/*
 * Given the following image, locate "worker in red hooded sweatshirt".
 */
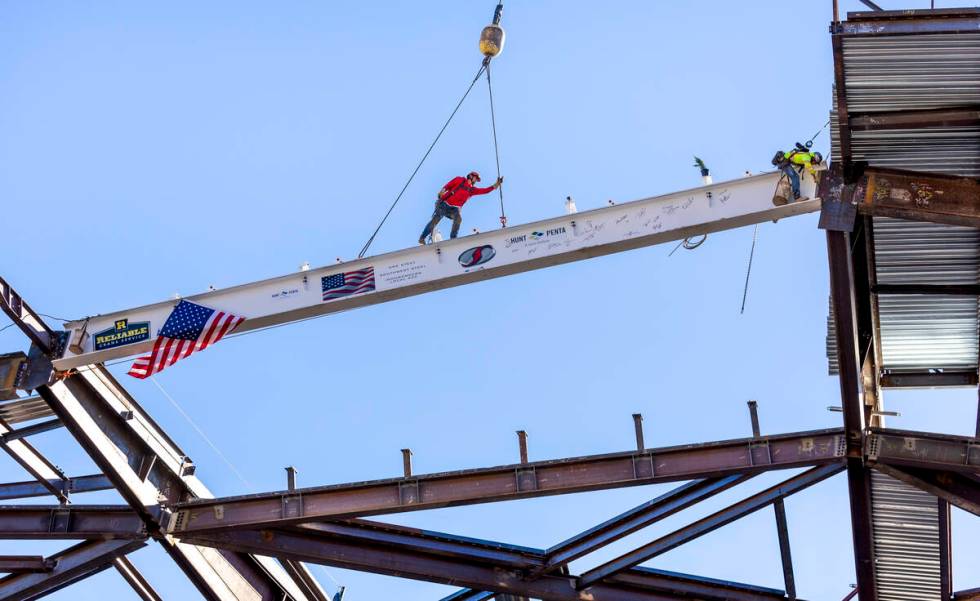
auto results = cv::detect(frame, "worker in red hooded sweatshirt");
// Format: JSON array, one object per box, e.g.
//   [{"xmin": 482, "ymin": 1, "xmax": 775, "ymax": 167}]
[{"xmin": 419, "ymin": 171, "xmax": 503, "ymax": 244}]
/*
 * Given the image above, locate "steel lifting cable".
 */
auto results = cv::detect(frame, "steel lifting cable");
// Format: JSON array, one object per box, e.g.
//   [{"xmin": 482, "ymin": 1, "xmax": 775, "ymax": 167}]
[
  {"xmin": 357, "ymin": 63, "xmax": 488, "ymax": 259},
  {"xmin": 485, "ymin": 58, "xmax": 507, "ymax": 227},
  {"xmin": 807, "ymin": 119, "xmax": 831, "ymax": 148},
  {"xmin": 740, "ymin": 223, "xmax": 759, "ymax": 314}
]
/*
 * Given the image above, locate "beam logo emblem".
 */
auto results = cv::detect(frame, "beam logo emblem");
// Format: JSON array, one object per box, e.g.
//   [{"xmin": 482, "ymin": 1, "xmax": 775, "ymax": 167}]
[
  {"xmin": 93, "ymin": 319, "xmax": 150, "ymax": 351},
  {"xmin": 458, "ymin": 245, "xmax": 496, "ymax": 269}
]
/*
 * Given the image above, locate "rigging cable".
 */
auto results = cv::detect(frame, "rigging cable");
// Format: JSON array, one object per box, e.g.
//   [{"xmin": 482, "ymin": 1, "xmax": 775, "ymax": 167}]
[
  {"xmin": 740, "ymin": 223, "xmax": 759, "ymax": 314},
  {"xmin": 485, "ymin": 58, "xmax": 507, "ymax": 227},
  {"xmin": 803, "ymin": 119, "xmax": 831, "ymax": 149},
  {"xmin": 357, "ymin": 62, "xmax": 488, "ymax": 259},
  {"xmin": 149, "ymin": 376, "xmax": 254, "ymax": 490}
]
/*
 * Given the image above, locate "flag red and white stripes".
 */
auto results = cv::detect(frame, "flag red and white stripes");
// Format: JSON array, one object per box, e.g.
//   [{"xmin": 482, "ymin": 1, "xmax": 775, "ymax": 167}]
[{"xmin": 128, "ymin": 300, "xmax": 244, "ymax": 379}]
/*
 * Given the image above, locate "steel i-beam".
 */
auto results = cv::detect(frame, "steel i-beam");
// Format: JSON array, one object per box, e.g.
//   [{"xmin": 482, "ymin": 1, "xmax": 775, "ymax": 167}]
[
  {"xmin": 576, "ymin": 464, "xmax": 844, "ymax": 588},
  {"xmin": 169, "ymin": 428, "xmax": 845, "ymax": 534},
  {"xmin": 0, "ymin": 539, "xmax": 146, "ymax": 601}
]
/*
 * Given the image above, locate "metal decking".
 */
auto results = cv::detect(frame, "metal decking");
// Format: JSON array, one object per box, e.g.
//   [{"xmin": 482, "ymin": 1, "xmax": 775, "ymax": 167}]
[
  {"xmin": 871, "ymin": 471, "xmax": 942, "ymax": 601},
  {"xmin": 829, "ymin": 14, "xmax": 980, "ymax": 382}
]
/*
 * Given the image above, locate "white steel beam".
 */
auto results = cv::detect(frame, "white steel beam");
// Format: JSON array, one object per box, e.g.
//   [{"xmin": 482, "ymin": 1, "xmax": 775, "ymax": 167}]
[
  {"xmin": 55, "ymin": 171, "xmax": 818, "ymax": 370},
  {"xmin": 0, "ymin": 418, "xmax": 68, "ymax": 503},
  {"xmin": 38, "ymin": 366, "xmax": 314, "ymax": 601}
]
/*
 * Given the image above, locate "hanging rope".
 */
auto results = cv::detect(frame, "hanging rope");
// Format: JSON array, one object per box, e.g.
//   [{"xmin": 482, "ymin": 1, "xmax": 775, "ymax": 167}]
[
  {"xmin": 740, "ymin": 223, "xmax": 759, "ymax": 314},
  {"xmin": 357, "ymin": 63, "xmax": 488, "ymax": 259},
  {"xmin": 668, "ymin": 234, "xmax": 707, "ymax": 257},
  {"xmin": 485, "ymin": 59, "xmax": 507, "ymax": 227},
  {"xmin": 803, "ymin": 119, "xmax": 831, "ymax": 149}
]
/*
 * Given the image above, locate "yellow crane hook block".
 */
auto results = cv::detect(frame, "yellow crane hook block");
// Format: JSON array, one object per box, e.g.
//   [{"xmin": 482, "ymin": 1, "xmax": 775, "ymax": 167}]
[
  {"xmin": 480, "ymin": 2, "xmax": 505, "ymax": 58},
  {"xmin": 480, "ymin": 24, "xmax": 505, "ymax": 58}
]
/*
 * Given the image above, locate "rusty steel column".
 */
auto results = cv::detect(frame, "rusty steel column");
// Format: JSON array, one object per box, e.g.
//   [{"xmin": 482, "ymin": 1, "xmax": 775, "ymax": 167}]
[
  {"xmin": 516, "ymin": 431, "xmax": 529, "ymax": 464},
  {"xmin": 632, "ymin": 414, "xmax": 645, "ymax": 451},
  {"xmin": 746, "ymin": 401, "xmax": 795, "ymax": 598},
  {"xmin": 827, "ymin": 230, "xmax": 878, "ymax": 600},
  {"xmin": 114, "ymin": 555, "xmax": 164, "ymax": 601},
  {"xmin": 939, "ymin": 500, "xmax": 952, "ymax": 600},
  {"xmin": 401, "ymin": 449, "xmax": 413, "ymax": 478}
]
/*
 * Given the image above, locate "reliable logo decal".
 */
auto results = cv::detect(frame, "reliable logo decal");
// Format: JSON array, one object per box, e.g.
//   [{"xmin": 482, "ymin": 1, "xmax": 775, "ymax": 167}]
[
  {"xmin": 458, "ymin": 244, "xmax": 496, "ymax": 268},
  {"xmin": 93, "ymin": 318, "xmax": 150, "ymax": 351}
]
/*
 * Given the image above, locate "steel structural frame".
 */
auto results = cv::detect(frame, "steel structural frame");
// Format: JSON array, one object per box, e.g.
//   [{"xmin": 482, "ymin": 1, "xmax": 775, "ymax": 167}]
[
  {"xmin": 36, "ymin": 367, "xmax": 319, "ymax": 601},
  {"xmin": 0, "ymin": 242, "xmax": 978, "ymax": 601},
  {"xmin": 0, "ymin": 281, "xmax": 323, "ymax": 601},
  {"xmin": 0, "ymin": 539, "xmax": 146, "ymax": 601},
  {"xmin": 824, "ymin": 8, "xmax": 980, "ymax": 601},
  {"xmin": 2, "ymin": 209, "xmax": 978, "ymax": 600},
  {"xmin": 0, "ymin": 10, "xmax": 979, "ymax": 601}
]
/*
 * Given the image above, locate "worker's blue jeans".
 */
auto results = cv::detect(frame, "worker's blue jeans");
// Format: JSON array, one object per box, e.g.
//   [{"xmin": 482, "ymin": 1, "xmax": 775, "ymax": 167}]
[
  {"xmin": 420, "ymin": 201, "xmax": 462, "ymax": 241},
  {"xmin": 781, "ymin": 165, "xmax": 801, "ymax": 199}
]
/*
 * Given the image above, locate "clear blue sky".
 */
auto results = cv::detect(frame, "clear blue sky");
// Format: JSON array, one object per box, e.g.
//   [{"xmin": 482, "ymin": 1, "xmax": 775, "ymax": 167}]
[{"xmin": 1, "ymin": 1, "xmax": 978, "ymax": 599}]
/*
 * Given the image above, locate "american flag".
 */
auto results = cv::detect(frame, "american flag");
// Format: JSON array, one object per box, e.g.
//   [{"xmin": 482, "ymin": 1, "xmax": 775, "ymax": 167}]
[
  {"xmin": 128, "ymin": 300, "xmax": 244, "ymax": 379},
  {"xmin": 322, "ymin": 267, "xmax": 375, "ymax": 301}
]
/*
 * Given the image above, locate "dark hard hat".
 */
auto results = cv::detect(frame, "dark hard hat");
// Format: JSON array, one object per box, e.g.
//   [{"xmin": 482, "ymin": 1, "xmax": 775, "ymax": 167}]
[{"xmin": 467, "ymin": 171, "xmax": 482, "ymax": 182}]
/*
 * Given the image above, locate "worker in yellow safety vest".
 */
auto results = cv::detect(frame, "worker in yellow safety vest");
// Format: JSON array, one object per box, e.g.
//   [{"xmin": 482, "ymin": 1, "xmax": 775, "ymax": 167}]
[{"xmin": 772, "ymin": 146, "xmax": 823, "ymax": 202}]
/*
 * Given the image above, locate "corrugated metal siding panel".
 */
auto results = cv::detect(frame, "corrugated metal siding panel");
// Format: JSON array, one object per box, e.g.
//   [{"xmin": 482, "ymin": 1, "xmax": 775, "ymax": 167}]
[
  {"xmin": 827, "ymin": 296, "xmax": 840, "ymax": 375},
  {"xmin": 847, "ymin": 127, "xmax": 980, "ymax": 178},
  {"xmin": 825, "ymin": 29, "xmax": 980, "ymax": 376},
  {"xmin": 875, "ymin": 219, "xmax": 980, "ymax": 371},
  {"xmin": 841, "ymin": 34, "xmax": 980, "ymax": 112},
  {"xmin": 871, "ymin": 471, "xmax": 942, "ymax": 601}
]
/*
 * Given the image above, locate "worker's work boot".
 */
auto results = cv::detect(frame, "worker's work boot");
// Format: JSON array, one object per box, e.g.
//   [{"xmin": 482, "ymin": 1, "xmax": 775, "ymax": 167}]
[
  {"xmin": 796, "ymin": 196, "xmax": 809, "ymax": 202},
  {"xmin": 418, "ymin": 238, "xmax": 426, "ymax": 246}
]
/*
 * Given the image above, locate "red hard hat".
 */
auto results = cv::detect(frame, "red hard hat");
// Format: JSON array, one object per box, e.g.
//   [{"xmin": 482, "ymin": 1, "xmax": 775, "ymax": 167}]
[{"xmin": 467, "ymin": 171, "xmax": 481, "ymax": 182}]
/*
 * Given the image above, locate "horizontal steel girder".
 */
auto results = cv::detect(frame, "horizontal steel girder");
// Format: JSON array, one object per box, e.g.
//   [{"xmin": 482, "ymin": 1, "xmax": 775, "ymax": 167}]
[
  {"xmin": 848, "ymin": 107, "xmax": 980, "ymax": 131},
  {"xmin": 451, "ymin": 570, "xmax": 792, "ymax": 601},
  {"xmin": 448, "ymin": 474, "xmax": 756, "ymax": 599},
  {"xmin": 879, "ymin": 370, "xmax": 979, "ymax": 389},
  {"xmin": 841, "ymin": 8, "xmax": 980, "ymax": 35},
  {"xmin": 868, "ymin": 428, "xmax": 980, "ymax": 474},
  {"xmin": 0, "ymin": 505, "xmax": 148, "ymax": 540},
  {"xmin": 0, "ymin": 418, "xmax": 67, "ymax": 504},
  {"xmin": 181, "ymin": 526, "xmax": 795, "ymax": 601},
  {"xmin": 288, "ymin": 520, "xmax": 547, "ymax": 570},
  {"xmin": 577, "ymin": 464, "xmax": 845, "ymax": 588},
  {"xmin": 0, "ymin": 539, "xmax": 146, "ymax": 601},
  {"xmin": 441, "ymin": 590, "xmax": 495, "ymax": 601},
  {"xmin": 606, "ymin": 567, "xmax": 790, "ymax": 601},
  {"xmin": 540, "ymin": 474, "xmax": 753, "ymax": 573},
  {"xmin": 871, "ymin": 463, "xmax": 980, "ymax": 517},
  {"xmin": 0, "ymin": 556, "xmax": 56, "ymax": 574},
  {"xmin": 0, "ymin": 474, "xmax": 113, "ymax": 502},
  {"xmin": 170, "ymin": 428, "xmax": 845, "ymax": 534},
  {"xmin": 820, "ymin": 166, "xmax": 980, "ymax": 229}
]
